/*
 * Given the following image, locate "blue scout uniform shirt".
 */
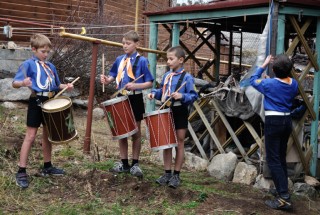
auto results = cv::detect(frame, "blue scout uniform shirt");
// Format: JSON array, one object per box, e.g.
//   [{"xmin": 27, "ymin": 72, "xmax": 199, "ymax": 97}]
[
  {"xmin": 13, "ymin": 56, "xmax": 61, "ymax": 92},
  {"xmin": 152, "ymin": 67, "xmax": 198, "ymax": 106},
  {"xmin": 250, "ymin": 66, "xmax": 298, "ymax": 112},
  {"xmin": 109, "ymin": 52, "xmax": 154, "ymax": 90}
]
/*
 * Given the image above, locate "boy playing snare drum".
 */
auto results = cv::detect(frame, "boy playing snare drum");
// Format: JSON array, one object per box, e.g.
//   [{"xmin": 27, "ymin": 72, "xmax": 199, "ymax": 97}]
[
  {"xmin": 100, "ymin": 30, "xmax": 154, "ymax": 178},
  {"xmin": 147, "ymin": 46, "xmax": 198, "ymax": 188},
  {"xmin": 12, "ymin": 34, "xmax": 74, "ymax": 188}
]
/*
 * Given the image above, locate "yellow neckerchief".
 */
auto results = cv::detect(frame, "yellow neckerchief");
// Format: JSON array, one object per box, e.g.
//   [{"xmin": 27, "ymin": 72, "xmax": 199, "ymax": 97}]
[{"xmin": 161, "ymin": 69, "xmax": 184, "ymax": 102}]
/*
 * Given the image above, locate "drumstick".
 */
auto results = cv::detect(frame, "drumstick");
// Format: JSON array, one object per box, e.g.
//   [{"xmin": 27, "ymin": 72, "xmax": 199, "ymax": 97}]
[
  {"xmin": 159, "ymin": 81, "xmax": 187, "ymax": 110},
  {"xmin": 110, "ymin": 74, "xmax": 144, "ymax": 99},
  {"xmin": 54, "ymin": 76, "xmax": 80, "ymax": 98},
  {"xmin": 102, "ymin": 53, "xmax": 105, "ymax": 93}
]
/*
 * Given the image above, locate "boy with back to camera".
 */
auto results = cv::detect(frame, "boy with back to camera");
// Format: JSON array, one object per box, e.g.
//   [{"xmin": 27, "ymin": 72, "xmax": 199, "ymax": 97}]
[
  {"xmin": 250, "ymin": 54, "xmax": 298, "ymax": 211},
  {"xmin": 12, "ymin": 34, "xmax": 74, "ymax": 188},
  {"xmin": 100, "ymin": 30, "xmax": 154, "ymax": 178},
  {"xmin": 147, "ymin": 46, "xmax": 198, "ymax": 188}
]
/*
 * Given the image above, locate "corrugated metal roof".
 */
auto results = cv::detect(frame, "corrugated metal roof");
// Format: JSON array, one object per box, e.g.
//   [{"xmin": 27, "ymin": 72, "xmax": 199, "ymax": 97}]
[{"xmin": 145, "ymin": 0, "xmax": 320, "ymax": 16}]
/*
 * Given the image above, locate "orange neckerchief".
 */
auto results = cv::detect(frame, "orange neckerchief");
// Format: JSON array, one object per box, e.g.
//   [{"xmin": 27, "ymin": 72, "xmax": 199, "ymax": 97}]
[
  {"xmin": 161, "ymin": 69, "xmax": 184, "ymax": 102},
  {"xmin": 276, "ymin": 77, "xmax": 292, "ymax": 84},
  {"xmin": 39, "ymin": 61, "xmax": 55, "ymax": 84},
  {"xmin": 115, "ymin": 56, "xmax": 135, "ymax": 89}
]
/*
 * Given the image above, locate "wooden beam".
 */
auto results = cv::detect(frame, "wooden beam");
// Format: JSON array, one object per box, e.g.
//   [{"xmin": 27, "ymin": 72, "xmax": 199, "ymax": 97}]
[{"xmin": 188, "ymin": 122, "xmax": 208, "ymax": 160}]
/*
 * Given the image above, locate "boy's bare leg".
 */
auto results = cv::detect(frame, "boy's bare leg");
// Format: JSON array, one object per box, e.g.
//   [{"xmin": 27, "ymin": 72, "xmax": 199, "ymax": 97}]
[
  {"xmin": 19, "ymin": 126, "xmax": 38, "ymax": 167},
  {"xmin": 132, "ymin": 121, "xmax": 141, "ymax": 160},
  {"xmin": 119, "ymin": 138, "xmax": 129, "ymax": 159},
  {"xmin": 163, "ymin": 148, "xmax": 173, "ymax": 170},
  {"xmin": 174, "ymin": 128, "xmax": 187, "ymax": 171},
  {"xmin": 42, "ymin": 126, "xmax": 52, "ymax": 163}
]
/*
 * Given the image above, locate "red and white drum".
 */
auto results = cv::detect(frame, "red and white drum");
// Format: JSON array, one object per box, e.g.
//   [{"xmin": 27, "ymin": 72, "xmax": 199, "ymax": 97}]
[
  {"xmin": 102, "ymin": 96, "xmax": 138, "ymax": 140},
  {"xmin": 144, "ymin": 109, "xmax": 177, "ymax": 151},
  {"xmin": 42, "ymin": 96, "xmax": 78, "ymax": 144}
]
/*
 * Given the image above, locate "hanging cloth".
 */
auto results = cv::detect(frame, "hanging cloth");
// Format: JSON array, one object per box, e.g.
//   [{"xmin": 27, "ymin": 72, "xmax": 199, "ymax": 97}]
[{"xmin": 161, "ymin": 69, "xmax": 184, "ymax": 103}]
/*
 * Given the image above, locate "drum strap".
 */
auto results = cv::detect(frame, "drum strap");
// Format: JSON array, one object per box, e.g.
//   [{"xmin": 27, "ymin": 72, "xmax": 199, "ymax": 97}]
[
  {"xmin": 129, "ymin": 55, "xmax": 141, "ymax": 82},
  {"xmin": 171, "ymin": 72, "xmax": 186, "ymax": 107}
]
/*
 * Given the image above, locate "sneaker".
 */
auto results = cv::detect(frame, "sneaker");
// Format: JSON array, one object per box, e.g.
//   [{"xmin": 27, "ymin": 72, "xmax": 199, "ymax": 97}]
[
  {"xmin": 156, "ymin": 173, "xmax": 172, "ymax": 186},
  {"xmin": 168, "ymin": 174, "xmax": 181, "ymax": 189},
  {"xmin": 109, "ymin": 162, "xmax": 130, "ymax": 173},
  {"xmin": 130, "ymin": 163, "xmax": 143, "ymax": 178},
  {"xmin": 16, "ymin": 172, "xmax": 29, "ymax": 188},
  {"xmin": 40, "ymin": 166, "xmax": 65, "ymax": 176},
  {"xmin": 265, "ymin": 197, "xmax": 293, "ymax": 211}
]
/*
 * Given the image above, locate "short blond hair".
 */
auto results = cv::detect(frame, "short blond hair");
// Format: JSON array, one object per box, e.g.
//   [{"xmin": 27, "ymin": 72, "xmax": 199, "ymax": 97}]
[
  {"xmin": 30, "ymin": 34, "xmax": 52, "ymax": 49},
  {"xmin": 123, "ymin": 30, "xmax": 139, "ymax": 42}
]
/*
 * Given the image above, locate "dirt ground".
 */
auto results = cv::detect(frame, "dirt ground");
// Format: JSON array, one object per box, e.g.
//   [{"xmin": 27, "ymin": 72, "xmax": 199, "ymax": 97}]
[{"xmin": 1, "ymin": 101, "xmax": 320, "ymax": 214}]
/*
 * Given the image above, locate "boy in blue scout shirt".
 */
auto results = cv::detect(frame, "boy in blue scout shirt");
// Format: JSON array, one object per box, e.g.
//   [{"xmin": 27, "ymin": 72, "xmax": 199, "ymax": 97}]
[
  {"xmin": 147, "ymin": 46, "xmax": 198, "ymax": 188},
  {"xmin": 100, "ymin": 30, "xmax": 154, "ymax": 178},
  {"xmin": 12, "ymin": 34, "xmax": 74, "ymax": 188},
  {"xmin": 250, "ymin": 54, "xmax": 298, "ymax": 211}
]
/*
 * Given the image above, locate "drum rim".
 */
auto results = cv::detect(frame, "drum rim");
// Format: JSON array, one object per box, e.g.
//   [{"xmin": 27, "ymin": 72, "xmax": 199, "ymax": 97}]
[
  {"xmin": 143, "ymin": 108, "xmax": 171, "ymax": 117},
  {"xmin": 151, "ymin": 143, "xmax": 177, "ymax": 151},
  {"xmin": 48, "ymin": 130, "xmax": 78, "ymax": 145},
  {"xmin": 42, "ymin": 96, "xmax": 72, "ymax": 113},
  {"xmin": 111, "ymin": 127, "xmax": 138, "ymax": 140},
  {"xmin": 102, "ymin": 96, "xmax": 127, "ymax": 106}
]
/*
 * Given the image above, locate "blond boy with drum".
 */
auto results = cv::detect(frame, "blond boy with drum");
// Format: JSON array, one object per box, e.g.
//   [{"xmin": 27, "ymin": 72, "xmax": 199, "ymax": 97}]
[{"xmin": 12, "ymin": 34, "xmax": 74, "ymax": 188}]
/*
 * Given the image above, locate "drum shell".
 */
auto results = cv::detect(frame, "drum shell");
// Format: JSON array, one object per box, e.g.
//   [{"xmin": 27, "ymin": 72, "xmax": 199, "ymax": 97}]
[
  {"xmin": 144, "ymin": 109, "xmax": 177, "ymax": 151},
  {"xmin": 102, "ymin": 96, "xmax": 138, "ymax": 140},
  {"xmin": 42, "ymin": 96, "xmax": 78, "ymax": 144}
]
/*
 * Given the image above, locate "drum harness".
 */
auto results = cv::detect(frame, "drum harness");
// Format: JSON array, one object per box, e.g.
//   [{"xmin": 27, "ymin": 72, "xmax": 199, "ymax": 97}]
[
  {"xmin": 127, "ymin": 55, "xmax": 141, "ymax": 95},
  {"xmin": 167, "ymin": 71, "xmax": 186, "ymax": 108}
]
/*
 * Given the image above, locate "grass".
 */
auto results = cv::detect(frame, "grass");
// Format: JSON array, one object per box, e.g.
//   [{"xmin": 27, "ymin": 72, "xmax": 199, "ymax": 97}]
[{"xmin": 1, "ymin": 105, "xmax": 319, "ymax": 215}]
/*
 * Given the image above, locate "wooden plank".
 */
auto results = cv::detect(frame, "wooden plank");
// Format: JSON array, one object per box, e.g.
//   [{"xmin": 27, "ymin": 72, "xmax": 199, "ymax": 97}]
[
  {"xmin": 290, "ymin": 129, "xmax": 309, "ymax": 174},
  {"xmin": 289, "ymin": 16, "xmax": 319, "ymax": 71},
  {"xmin": 188, "ymin": 122, "xmax": 208, "ymax": 160},
  {"xmin": 285, "ymin": 18, "xmax": 312, "ymax": 55},
  {"xmin": 193, "ymin": 101, "xmax": 225, "ymax": 154},
  {"xmin": 243, "ymin": 121, "xmax": 263, "ymax": 149},
  {"xmin": 290, "ymin": 71, "xmax": 316, "ymax": 120},
  {"xmin": 212, "ymin": 123, "xmax": 247, "ymax": 157},
  {"xmin": 212, "ymin": 100, "xmax": 250, "ymax": 162}
]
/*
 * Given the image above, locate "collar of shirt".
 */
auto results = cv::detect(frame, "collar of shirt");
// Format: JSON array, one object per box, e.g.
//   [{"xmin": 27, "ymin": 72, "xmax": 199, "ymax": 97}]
[
  {"xmin": 125, "ymin": 52, "xmax": 138, "ymax": 61},
  {"xmin": 172, "ymin": 67, "xmax": 184, "ymax": 74}
]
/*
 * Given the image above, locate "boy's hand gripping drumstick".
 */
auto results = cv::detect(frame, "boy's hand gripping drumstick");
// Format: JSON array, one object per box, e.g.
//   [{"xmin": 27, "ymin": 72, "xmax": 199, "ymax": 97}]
[
  {"xmin": 159, "ymin": 81, "xmax": 186, "ymax": 110},
  {"xmin": 54, "ymin": 77, "xmax": 80, "ymax": 98},
  {"xmin": 102, "ymin": 53, "xmax": 105, "ymax": 92},
  {"xmin": 110, "ymin": 74, "xmax": 144, "ymax": 99}
]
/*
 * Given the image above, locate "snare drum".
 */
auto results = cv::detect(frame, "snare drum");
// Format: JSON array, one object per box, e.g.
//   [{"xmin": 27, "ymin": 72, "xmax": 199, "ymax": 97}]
[
  {"xmin": 102, "ymin": 96, "xmax": 138, "ymax": 140},
  {"xmin": 144, "ymin": 109, "xmax": 177, "ymax": 151},
  {"xmin": 42, "ymin": 96, "xmax": 78, "ymax": 144}
]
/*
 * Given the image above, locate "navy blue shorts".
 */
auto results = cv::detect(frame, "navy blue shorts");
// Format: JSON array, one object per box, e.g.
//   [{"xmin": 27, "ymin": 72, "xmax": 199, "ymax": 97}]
[
  {"xmin": 27, "ymin": 96, "xmax": 49, "ymax": 127},
  {"xmin": 171, "ymin": 105, "xmax": 189, "ymax": 129},
  {"xmin": 128, "ymin": 93, "xmax": 145, "ymax": 122}
]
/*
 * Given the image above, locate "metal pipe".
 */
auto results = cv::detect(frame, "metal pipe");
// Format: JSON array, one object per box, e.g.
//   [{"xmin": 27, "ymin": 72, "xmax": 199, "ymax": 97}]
[
  {"xmin": 84, "ymin": 42, "xmax": 99, "ymax": 153},
  {"xmin": 60, "ymin": 28, "xmax": 251, "ymax": 67}
]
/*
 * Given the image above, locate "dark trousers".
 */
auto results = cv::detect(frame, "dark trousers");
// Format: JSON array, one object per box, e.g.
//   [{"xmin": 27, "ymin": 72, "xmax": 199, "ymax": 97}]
[{"xmin": 264, "ymin": 115, "xmax": 292, "ymax": 197}]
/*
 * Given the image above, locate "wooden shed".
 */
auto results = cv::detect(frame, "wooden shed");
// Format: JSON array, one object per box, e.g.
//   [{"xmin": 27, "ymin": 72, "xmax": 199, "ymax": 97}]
[{"xmin": 145, "ymin": 0, "xmax": 320, "ymax": 176}]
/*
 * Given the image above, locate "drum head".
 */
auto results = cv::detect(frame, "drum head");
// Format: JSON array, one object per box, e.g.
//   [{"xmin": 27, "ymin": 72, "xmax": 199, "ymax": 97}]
[
  {"xmin": 43, "ymin": 97, "xmax": 71, "ymax": 111},
  {"xmin": 102, "ymin": 96, "xmax": 127, "ymax": 106}
]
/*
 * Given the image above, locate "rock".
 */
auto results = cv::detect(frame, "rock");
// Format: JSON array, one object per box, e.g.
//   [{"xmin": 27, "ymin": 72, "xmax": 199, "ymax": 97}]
[
  {"xmin": 293, "ymin": 182, "xmax": 317, "ymax": 199},
  {"xmin": 207, "ymin": 151, "xmax": 238, "ymax": 181},
  {"xmin": 1, "ymin": 101, "xmax": 17, "ymax": 109},
  {"xmin": 0, "ymin": 78, "xmax": 31, "ymax": 101},
  {"xmin": 232, "ymin": 162, "xmax": 258, "ymax": 185},
  {"xmin": 184, "ymin": 152, "xmax": 209, "ymax": 171},
  {"xmin": 92, "ymin": 107, "xmax": 105, "ymax": 120},
  {"xmin": 253, "ymin": 174, "xmax": 275, "ymax": 190},
  {"xmin": 304, "ymin": 175, "xmax": 320, "ymax": 187}
]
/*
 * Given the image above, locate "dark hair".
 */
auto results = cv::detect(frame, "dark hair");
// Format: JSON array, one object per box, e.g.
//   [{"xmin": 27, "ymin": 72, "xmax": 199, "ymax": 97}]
[
  {"xmin": 167, "ymin": 46, "xmax": 185, "ymax": 60},
  {"xmin": 272, "ymin": 54, "xmax": 293, "ymax": 78},
  {"xmin": 123, "ymin": 30, "xmax": 139, "ymax": 42}
]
